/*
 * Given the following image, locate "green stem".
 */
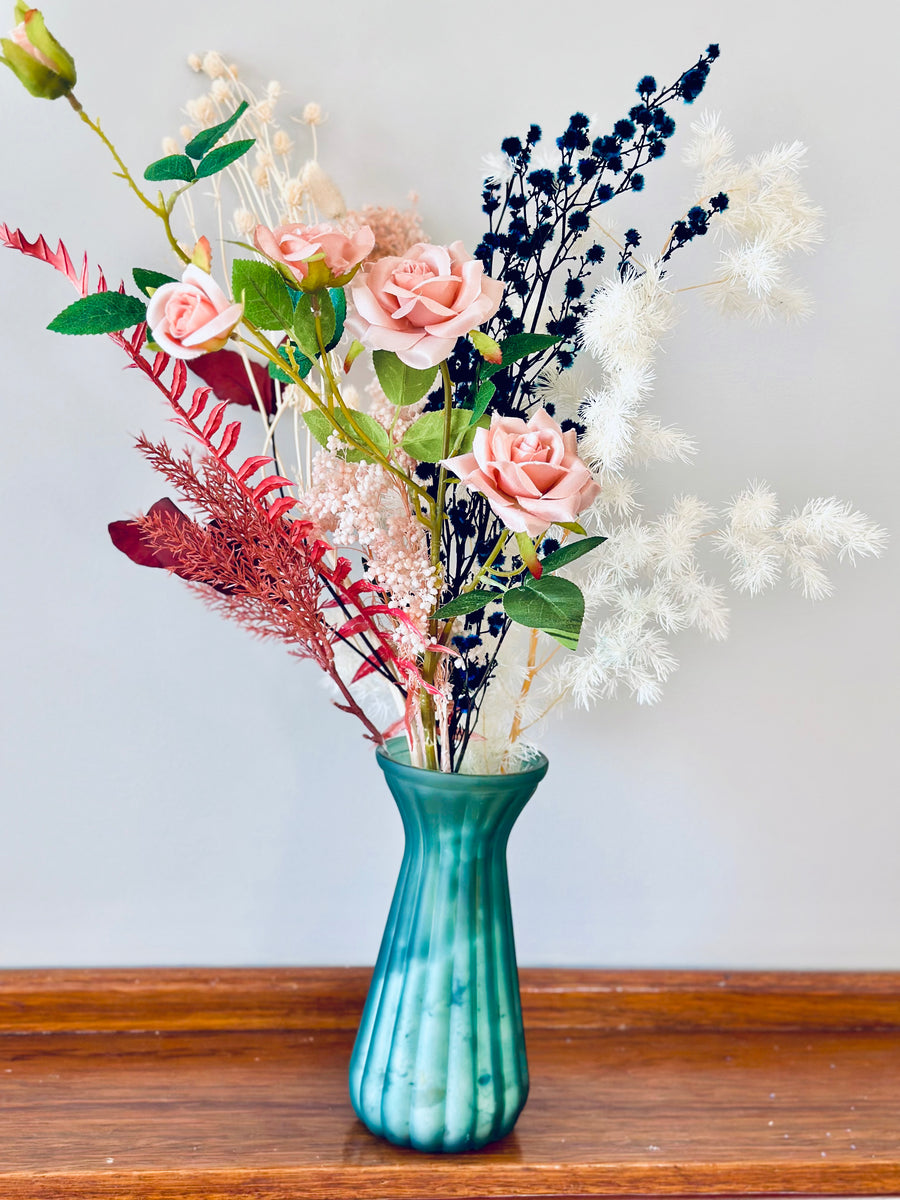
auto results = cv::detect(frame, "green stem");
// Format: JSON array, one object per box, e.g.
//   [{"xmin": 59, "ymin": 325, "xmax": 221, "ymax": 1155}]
[
  {"xmin": 74, "ymin": 105, "xmax": 191, "ymax": 266},
  {"xmin": 418, "ymin": 360, "xmax": 457, "ymax": 771},
  {"xmin": 241, "ymin": 323, "xmax": 434, "ymax": 508},
  {"xmin": 469, "ymin": 530, "xmax": 510, "ymax": 590}
]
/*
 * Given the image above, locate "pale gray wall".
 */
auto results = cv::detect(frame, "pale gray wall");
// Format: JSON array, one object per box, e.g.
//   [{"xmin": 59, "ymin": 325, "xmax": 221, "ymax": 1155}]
[{"xmin": 0, "ymin": 0, "xmax": 897, "ymax": 968}]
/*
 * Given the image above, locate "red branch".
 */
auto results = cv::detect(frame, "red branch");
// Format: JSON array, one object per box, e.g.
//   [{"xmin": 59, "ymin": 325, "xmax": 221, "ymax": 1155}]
[{"xmin": 1, "ymin": 225, "xmax": 426, "ymax": 742}]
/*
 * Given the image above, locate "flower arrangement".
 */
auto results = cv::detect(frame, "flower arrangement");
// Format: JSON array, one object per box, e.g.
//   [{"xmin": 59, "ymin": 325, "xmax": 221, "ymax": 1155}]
[{"xmin": 2, "ymin": 11, "xmax": 886, "ymax": 779}]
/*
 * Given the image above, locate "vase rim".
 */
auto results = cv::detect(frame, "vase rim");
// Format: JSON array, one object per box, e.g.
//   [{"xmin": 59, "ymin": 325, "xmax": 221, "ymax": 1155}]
[{"xmin": 376, "ymin": 735, "xmax": 549, "ymax": 784}]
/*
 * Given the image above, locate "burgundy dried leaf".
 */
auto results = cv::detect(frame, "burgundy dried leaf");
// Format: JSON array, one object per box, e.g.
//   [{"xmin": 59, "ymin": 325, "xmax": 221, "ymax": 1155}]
[
  {"xmin": 108, "ymin": 498, "xmax": 190, "ymax": 571},
  {"xmin": 188, "ymin": 348, "xmax": 275, "ymax": 415}
]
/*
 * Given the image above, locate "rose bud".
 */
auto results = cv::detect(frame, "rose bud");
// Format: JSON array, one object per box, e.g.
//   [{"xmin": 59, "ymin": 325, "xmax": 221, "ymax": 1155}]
[
  {"xmin": 253, "ymin": 221, "xmax": 375, "ymax": 293},
  {"xmin": 0, "ymin": 5, "xmax": 76, "ymax": 100}
]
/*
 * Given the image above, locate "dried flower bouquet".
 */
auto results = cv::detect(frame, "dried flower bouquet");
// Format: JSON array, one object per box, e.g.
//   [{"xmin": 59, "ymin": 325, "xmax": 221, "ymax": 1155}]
[{"xmin": 2, "ymin": 12, "xmax": 885, "ymax": 777}]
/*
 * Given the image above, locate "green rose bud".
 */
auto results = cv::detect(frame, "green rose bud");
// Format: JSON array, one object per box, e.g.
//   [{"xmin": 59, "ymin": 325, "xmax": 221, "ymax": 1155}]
[{"xmin": 0, "ymin": 5, "xmax": 76, "ymax": 100}]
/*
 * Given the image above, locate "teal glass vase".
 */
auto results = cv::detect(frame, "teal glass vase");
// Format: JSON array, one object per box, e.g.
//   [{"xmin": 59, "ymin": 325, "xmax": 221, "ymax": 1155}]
[{"xmin": 349, "ymin": 737, "xmax": 548, "ymax": 1152}]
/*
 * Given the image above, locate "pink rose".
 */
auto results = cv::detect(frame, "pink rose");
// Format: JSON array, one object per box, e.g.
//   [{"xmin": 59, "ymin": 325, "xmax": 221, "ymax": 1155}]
[
  {"xmin": 443, "ymin": 408, "xmax": 601, "ymax": 537},
  {"xmin": 146, "ymin": 266, "xmax": 243, "ymax": 361},
  {"xmin": 253, "ymin": 222, "xmax": 375, "ymax": 290},
  {"xmin": 348, "ymin": 241, "xmax": 504, "ymax": 370}
]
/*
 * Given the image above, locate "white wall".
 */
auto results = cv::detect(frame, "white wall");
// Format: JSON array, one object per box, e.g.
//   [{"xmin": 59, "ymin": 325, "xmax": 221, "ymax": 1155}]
[{"xmin": 0, "ymin": 0, "xmax": 897, "ymax": 968}]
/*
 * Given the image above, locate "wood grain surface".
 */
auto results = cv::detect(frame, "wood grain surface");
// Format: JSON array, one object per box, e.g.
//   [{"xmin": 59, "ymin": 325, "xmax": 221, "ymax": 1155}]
[
  {"xmin": 2, "ymin": 967, "xmax": 899, "ymax": 1033},
  {"xmin": 1, "ymin": 969, "xmax": 898, "ymax": 1198}
]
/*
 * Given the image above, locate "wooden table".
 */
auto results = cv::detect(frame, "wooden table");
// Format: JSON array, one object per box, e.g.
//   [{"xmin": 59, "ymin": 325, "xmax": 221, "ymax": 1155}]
[{"xmin": 1, "ymin": 969, "xmax": 898, "ymax": 1197}]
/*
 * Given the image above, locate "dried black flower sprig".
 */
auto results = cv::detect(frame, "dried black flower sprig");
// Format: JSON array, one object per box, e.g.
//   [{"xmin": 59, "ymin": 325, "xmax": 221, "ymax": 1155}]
[{"xmin": 420, "ymin": 44, "xmax": 724, "ymax": 766}]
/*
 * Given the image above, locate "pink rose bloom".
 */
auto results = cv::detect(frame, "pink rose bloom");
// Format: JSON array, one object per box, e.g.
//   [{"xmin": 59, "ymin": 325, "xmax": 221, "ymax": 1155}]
[
  {"xmin": 146, "ymin": 266, "xmax": 243, "ymax": 361},
  {"xmin": 348, "ymin": 241, "xmax": 504, "ymax": 370},
  {"xmin": 253, "ymin": 222, "xmax": 375, "ymax": 289},
  {"xmin": 444, "ymin": 408, "xmax": 601, "ymax": 537}
]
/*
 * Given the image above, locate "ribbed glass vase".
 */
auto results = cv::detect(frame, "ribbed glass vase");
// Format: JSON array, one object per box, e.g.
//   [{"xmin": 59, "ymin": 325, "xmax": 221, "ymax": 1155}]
[{"xmin": 349, "ymin": 737, "xmax": 548, "ymax": 1152}]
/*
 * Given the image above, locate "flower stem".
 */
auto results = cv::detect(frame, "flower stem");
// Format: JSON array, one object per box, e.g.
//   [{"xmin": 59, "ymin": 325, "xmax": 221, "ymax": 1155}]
[{"xmin": 74, "ymin": 107, "xmax": 191, "ymax": 266}]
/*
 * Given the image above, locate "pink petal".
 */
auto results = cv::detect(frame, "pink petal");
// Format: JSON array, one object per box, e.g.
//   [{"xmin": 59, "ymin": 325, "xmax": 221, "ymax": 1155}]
[
  {"xmin": 394, "ymin": 334, "xmax": 456, "ymax": 369},
  {"xmin": 492, "ymin": 460, "xmax": 542, "ymax": 499},
  {"xmin": 182, "ymin": 302, "xmax": 244, "ymax": 348},
  {"xmin": 519, "ymin": 461, "xmax": 566, "ymax": 493}
]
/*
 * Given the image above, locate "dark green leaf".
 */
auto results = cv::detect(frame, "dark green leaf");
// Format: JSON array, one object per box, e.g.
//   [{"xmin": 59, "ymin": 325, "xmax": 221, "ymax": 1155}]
[
  {"xmin": 499, "ymin": 331, "xmax": 561, "ymax": 365},
  {"xmin": 133, "ymin": 267, "xmax": 177, "ymax": 298},
  {"xmin": 469, "ymin": 378, "xmax": 496, "ymax": 425},
  {"xmin": 540, "ymin": 535, "xmax": 607, "ymax": 573},
  {"xmin": 196, "ymin": 138, "xmax": 255, "ymax": 179},
  {"xmin": 48, "ymin": 291, "xmax": 147, "ymax": 336},
  {"xmin": 184, "ymin": 100, "xmax": 249, "ymax": 159},
  {"xmin": 433, "ymin": 589, "xmax": 503, "ymax": 620},
  {"xmin": 232, "ymin": 259, "xmax": 293, "ymax": 330},
  {"xmin": 302, "ymin": 408, "xmax": 390, "ymax": 464},
  {"xmin": 325, "ymin": 287, "xmax": 346, "ymax": 351},
  {"xmin": 502, "ymin": 574, "xmax": 585, "ymax": 650},
  {"xmin": 268, "ymin": 342, "xmax": 312, "ymax": 382},
  {"xmin": 143, "ymin": 154, "xmax": 196, "ymax": 183},
  {"xmin": 372, "ymin": 349, "xmax": 438, "ymax": 406},
  {"xmin": 402, "ymin": 409, "xmax": 485, "ymax": 462}
]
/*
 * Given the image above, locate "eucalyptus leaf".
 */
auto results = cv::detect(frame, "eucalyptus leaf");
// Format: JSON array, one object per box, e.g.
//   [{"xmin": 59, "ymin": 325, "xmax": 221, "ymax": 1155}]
[
  {"xmin": 143, "ymin": 154, "xmax": 196, "ymax": 183},
  {"xmin": 196, "ymin": 138, "xmax": 255, "ymax": 179},
  {"xmin": 232, "ymin": 259, "xmax": 293, "ymax": 330},
  {"xmin": 302, "ymin": 408, "xmax": 390, "ymax": 464},
  {"xmin": 502, "ymin": 574, "xmax": 585, "ymax": 650},
  {"xmin": 540, "ymin": 535, "xmax": 606, "ymax": 573},
  {"xmin": 373, "ymin": 350, "xmax": 438, "ymax": 406},
  {"xmin": 133, "ymin": 267, "xmax": 177, "ymax": 298},
  {"xmin": 433, "ymin": 589, "xmax": 503, "ymax": 620},
  {"xmin": 48, "ymin": 291, "xmax": 147, "ymax": 336},
  {"xmin": 184, "ymin": 100, "xmax": 249, "ymax": 159}
]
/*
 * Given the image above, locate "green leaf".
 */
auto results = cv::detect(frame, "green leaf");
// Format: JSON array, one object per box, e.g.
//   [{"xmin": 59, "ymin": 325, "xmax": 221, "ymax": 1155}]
[
  {"xmin": 195, "ymin": 138, "xmax": 255, "ymax": 179},
  {"xmin": 315, "ymin": 289, "xmax": 336, "ymax": 352},
  {"xmin": 469, "ymin": 378, "xmax": 496, "ymax": 425},
  {"xmin": 502, "ymin": 574, "xmax": 585, "ymax": 651},
  {"xmin": 133, "ymin": 267, "xmax": 177, "ymax": 298},
  {"xmin": 402, "ymin": 409, "xmax": 484, "ymax": 462},
  {"xmin": 325, "ymin": 288, "xmax": 346, "ymax": 351},
  {"xmin": 232, "ymin": 259, "xmax": 293, "ymax": 330},
  {"xmin": 556, "ymin": 520, "xmax": 588, "ymax": 535},
  {"xmin": 184, "ymin": 100, "xmax": 249, "ymax": 159},
  {"xmin": 302, "ymin": 408, "xmax": 390, "ymax": 464},
  {"xmin": 433, "ymin": 589, "xmax": 503, "ymax": 620},
  {"xmin": 292, "ymin": 294, "xmax": 319, "ymax": 358},
  {"xmin": 372, "ymin": 350, "xmax": 438, "ymax": 406},
  {"xmin": 540, "ymin": 535, "xmax": 607, "ymax": 573},
  {"xmin": 268, "ymin": 342, "xmax": 312, "ymax": 382},
  {"xmin": 143, "ymin": 154, "xmax": 196, "ymax": 183},
  {"xmin": 499, "ymin": 331, "xmax": 561, "ymax": 365},
  {"xmin": 479, "ymin": 361, "xmax": 505, "ymax": 381},
  {"xmin": 48, "ymin": 291, "xmax": 147, "ymax": 336}
]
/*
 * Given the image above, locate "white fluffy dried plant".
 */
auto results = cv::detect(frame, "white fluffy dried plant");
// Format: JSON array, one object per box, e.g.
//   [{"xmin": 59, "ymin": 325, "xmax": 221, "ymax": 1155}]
[{"xmin": 470, "ymin": 120, "xmax": 884, "ymax": 767}]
